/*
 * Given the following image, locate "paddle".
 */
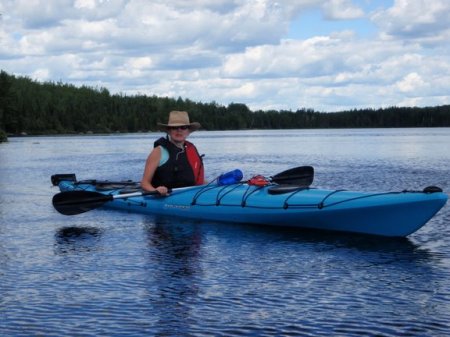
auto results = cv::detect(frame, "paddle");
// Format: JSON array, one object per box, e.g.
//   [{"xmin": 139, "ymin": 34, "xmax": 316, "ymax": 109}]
[
  {"xmin": 270, "ymin": 165, "xmax": 314, "ymax": 186},
  {"xmin": 52, "ymin": 189, "xmax": 166, "ymax": 216}
]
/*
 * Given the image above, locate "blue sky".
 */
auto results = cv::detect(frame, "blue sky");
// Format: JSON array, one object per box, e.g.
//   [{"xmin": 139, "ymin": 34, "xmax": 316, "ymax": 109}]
[
  {"xmin": 288, "ymin": 1, "xmax": 395, "ymax": 40},
  {"xmin": 0, "ymin": 0, "xmax": 449, "ymax": 112},
  {"xmin": 289, "ymin": 8, "xmax": 376, "ymax": 39}
]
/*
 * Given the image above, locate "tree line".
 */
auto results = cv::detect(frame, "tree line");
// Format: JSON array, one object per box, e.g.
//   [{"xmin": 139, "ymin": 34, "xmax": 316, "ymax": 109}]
[{"xmin": 1, "ymin": 70, "xmax": 449, "ymax": 142}]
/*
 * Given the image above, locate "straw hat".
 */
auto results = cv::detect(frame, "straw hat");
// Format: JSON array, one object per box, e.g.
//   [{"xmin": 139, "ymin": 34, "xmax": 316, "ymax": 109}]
[{"xmin": 157, "ymin": 111, "xmax": 201, "ymax": 132}]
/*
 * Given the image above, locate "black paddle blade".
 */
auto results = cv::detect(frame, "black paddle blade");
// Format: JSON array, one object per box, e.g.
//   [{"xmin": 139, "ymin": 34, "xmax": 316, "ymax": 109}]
[
  {"xmin": 271, "ymin": 166, "xmax": 314, "ymax": 186},
  {"xmin": 52, "ymin": 190, "xmax": 113, "ymax": 216}
]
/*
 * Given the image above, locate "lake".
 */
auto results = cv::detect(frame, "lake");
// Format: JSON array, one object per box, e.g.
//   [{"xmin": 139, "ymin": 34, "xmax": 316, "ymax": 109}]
[{"xmin": 1, "ymin": 128, "xmax": 450, "ymax": 336}]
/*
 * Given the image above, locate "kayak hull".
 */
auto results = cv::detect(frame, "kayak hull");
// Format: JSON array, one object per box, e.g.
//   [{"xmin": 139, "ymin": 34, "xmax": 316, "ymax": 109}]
[{"xmin": 55, "ymin": 179, "xmax": 448, "ymax": 237}]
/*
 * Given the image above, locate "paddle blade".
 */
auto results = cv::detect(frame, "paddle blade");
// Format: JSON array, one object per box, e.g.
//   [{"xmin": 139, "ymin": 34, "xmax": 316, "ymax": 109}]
[
  {"xmin": 271, "ymin": 166, "xmax": 314, "ymax": 186},
  {"xmin": 52, "ymin": 190, "xmax": 113, "ymax": 215}
]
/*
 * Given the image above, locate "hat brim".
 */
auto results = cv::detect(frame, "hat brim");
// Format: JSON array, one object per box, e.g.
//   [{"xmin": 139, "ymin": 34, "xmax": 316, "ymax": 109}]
[{"xmin": 157, "ymin": 122, "xmax": 201, "ymax": 132}]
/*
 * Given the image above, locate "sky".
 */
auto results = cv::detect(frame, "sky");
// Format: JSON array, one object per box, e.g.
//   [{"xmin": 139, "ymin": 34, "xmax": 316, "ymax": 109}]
[{"xmin": 1, "ymin": 0, "xmax": 449, "ymax": 112}]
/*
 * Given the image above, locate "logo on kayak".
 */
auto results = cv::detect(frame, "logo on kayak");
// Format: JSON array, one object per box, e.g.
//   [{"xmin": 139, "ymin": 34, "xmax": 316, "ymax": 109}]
[{"xmin": 164, "ymin": 204, "xmax": 191, "ymax": 211}]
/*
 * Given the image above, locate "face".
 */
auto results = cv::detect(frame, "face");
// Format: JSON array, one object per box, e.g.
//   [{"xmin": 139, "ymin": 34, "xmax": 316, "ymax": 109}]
[{"xmin": 168, "ymin": 125, "xmax": 190, "ymax": 142}]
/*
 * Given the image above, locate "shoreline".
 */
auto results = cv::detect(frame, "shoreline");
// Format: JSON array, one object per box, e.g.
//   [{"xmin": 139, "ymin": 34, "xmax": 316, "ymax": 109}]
[{"xmin": 3, "ymin": 125, "xmax": 450, "ymax": 139}]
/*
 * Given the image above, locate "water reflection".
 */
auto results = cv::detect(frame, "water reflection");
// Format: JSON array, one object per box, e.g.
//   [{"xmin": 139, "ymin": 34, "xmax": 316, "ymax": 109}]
[
  {"xmin": 144, "ymin": 218, "xmax": 202, "ymax": 336},
  {"xmin": 213, "ymin": 221, "xmax": 433, "ymax": 260},
  {"xmin": 54, "ymin": 226, "xmax": 103, "ymax": 255},
  {"xmin": 139, "ymin": 219, "xmax": 441, "ymax": 336}
]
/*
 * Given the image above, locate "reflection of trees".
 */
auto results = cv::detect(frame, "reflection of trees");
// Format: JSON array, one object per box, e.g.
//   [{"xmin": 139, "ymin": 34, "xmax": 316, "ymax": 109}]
[
  {"xmin": 144, "ymin": 219, "xmax": 203, "ymax": 336},
  {"xmin": 54, "ymin": 226, "xmax": 102, "ymax": 255}
]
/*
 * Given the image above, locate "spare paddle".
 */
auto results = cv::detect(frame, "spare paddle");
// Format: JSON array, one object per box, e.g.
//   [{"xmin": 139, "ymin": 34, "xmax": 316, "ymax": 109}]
[
  {"xmin": 52, "ymin": 189, "xmax": 165, "ymax": 216},
  {"xmin": 270, "ymin": 165, "xmax": 314, "ymax": 186}
]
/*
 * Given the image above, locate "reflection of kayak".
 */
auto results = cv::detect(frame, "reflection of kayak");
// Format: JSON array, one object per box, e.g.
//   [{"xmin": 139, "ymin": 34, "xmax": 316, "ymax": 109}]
[{"xmin": 51, "ymin": 174, "xmax": 447, "ymax": 237}]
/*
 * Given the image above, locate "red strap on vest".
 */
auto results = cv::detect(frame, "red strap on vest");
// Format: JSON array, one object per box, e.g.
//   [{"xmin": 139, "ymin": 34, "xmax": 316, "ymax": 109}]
[{"xmin": 185, "ymin": 141, "xmax": 204, "ymax": 185}]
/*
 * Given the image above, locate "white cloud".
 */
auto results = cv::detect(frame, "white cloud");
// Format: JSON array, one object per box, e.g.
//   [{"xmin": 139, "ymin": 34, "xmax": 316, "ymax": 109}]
[
  {"xmin": 372, "ymin": 0, "xmax": 450, "ymax": 46},
  {"xmin": 31, "ymin": 68, "xmax": 50, "ymax": 81},
  {"xmin": 74, "ymin": 0, "xmax": 97, "ymax": 10},
  {"xmin": 118, "ymin": 57, "xmax": 154, "ymax": 78},
  {"xmin": 396, "ymin": 72, "xmax": 427, "ymax": 93},
  {"xmin": 0, "ymin": 0, "xmax": 449, "ymax": 112},
  {"xmin": 322, "ymin": 0, "xmax": 364, "ymax": 20}
]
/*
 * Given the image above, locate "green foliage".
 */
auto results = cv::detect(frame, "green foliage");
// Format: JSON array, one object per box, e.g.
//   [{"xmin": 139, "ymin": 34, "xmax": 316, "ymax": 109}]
[
  {"xmin": 0, "ymin": 69, "xmax": 449, "ymax": 135},
  {"xmin": 0, "ymin": 128, "xmax": 6, "ymax": 142}
]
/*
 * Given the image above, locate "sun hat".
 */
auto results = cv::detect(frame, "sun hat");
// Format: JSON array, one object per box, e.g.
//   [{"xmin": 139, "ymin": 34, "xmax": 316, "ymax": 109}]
[{"xmin": 157, "ymin": 111, "xmax": 201, "ymax": 132}]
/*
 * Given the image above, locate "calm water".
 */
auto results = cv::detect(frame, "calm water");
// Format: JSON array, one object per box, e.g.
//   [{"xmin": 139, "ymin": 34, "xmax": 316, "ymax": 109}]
[{"xmin": 1, "ymin": 128, "xmax": 450, "ymax": 336}]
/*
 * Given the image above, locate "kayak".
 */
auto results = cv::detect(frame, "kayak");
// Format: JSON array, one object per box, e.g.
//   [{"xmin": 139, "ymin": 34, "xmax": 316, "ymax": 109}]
[{"xmin": 51, "ymin": 171, "xmax": 448, "ymax": 237}]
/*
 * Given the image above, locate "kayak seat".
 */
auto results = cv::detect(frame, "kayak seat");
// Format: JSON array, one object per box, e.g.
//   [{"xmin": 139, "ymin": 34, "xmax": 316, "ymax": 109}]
[
  {"xmin": 268, "ymin": 184, "xmax": 309, "ymax": 195},
  {"xmin": 423, "ymin": 186, "xmax": 443, "ymax": 193}
]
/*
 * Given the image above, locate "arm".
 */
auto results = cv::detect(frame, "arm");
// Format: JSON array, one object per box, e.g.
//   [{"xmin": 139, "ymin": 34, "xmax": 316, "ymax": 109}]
[{"xmin": 140, "ymin": 146, "xmax": 170, "ymax": 195}]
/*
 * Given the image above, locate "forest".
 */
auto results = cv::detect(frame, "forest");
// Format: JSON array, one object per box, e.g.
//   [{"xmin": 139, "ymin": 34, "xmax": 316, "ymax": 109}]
[{"xmin": 1, "ymin": 70, "xmax": 449, "ymax": 142}]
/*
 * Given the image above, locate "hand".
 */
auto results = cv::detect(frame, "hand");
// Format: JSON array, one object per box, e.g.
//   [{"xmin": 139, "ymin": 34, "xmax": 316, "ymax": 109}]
[{"xmin": 155, "ymin": 186, "xmax": 170, "ymax": 196}]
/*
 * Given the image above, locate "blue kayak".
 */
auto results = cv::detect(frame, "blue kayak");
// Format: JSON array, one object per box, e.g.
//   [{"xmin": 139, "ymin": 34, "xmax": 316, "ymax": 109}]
[{"xmin": 51, "ymin": 173, "xmax": 448, "ymax": 237}]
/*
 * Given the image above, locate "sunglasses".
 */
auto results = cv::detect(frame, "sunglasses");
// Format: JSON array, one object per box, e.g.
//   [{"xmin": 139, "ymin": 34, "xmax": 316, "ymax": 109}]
[{"xmin": 168, "ymin": 125, "xmax": 190, "ymax": 130}]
